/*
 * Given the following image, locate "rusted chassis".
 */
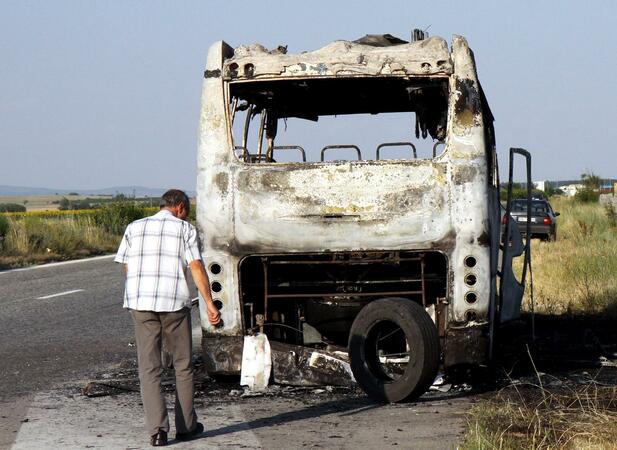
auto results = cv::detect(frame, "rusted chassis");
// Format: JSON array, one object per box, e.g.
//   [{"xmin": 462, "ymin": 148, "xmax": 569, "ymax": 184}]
[
  {"xmin": 196, "ymin": 35, "xmax": 500, "ymax": 379},
  {"xmin": 201, "ymin": 327, "xmax": 489, "ymax": 376}
]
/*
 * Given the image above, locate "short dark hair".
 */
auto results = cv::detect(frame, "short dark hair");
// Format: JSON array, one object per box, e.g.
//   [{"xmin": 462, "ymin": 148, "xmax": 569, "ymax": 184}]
[{"xmin": 160, "ymin": 189, "xmax": 190, "ymax": 209}]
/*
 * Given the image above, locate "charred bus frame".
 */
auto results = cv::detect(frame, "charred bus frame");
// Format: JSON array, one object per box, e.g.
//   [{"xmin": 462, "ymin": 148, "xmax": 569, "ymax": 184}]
[{"xmin": 196, "ymin": 33, "xmax": 530, "ymax": 401}]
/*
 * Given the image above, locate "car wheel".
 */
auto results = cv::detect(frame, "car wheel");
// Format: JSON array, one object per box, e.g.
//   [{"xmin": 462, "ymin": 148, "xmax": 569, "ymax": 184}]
[{"xmin": 348, "ymin": 298, "xmax": 439, "ymax": 403}]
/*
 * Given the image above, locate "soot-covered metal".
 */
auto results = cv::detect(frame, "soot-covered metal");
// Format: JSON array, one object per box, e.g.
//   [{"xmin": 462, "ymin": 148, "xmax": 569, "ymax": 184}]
[{"xmin": 195, "ymin": 33, "xmax": 526, "ymax": 402}]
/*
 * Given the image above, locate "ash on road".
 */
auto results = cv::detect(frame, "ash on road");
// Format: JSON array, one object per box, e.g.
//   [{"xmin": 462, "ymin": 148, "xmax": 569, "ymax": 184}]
[{"xmin": 0, "ymin": 256, "xmax": 471, "ymax": 449}]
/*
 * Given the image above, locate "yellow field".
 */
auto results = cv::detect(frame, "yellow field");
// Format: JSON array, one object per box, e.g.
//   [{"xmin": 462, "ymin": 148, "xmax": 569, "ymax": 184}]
[{"xmin": 0, "ymin": 194, "xmax": 113, "ymax": 211}]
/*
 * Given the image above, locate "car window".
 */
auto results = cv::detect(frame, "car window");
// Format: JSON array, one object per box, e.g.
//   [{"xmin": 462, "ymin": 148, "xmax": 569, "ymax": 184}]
[
  {"xmin": 510, "ymin": 200, "xmax": 549, "ymax": 214},
  {"xmin": 511, "ymin": 200, "xmax": 528, "ymax": 212},
  {"xmin": 531, "ymin": 201, "xmax": 547, "ymax": 214}
]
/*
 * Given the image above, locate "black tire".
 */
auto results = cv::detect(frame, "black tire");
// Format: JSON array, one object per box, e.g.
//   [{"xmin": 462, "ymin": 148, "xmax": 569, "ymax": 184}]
[{"xmin": 348, "ymin": 298, "xmax": 439, "ymax": 403}]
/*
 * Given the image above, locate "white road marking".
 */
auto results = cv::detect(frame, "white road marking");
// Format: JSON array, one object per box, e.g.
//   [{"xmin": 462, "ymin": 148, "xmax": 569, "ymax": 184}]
[
  {"xmin": 36, "ymin": 289, "xmax": 84, "ymax": 300},
  {"xmin": 0, "ymin": 254, "xmax": 115, "ymax": 275}
]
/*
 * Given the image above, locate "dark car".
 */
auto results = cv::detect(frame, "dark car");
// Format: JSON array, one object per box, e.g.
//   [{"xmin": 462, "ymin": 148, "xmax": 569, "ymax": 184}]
[{"xmin": 503, "ymin": 198, "xmax": 560, "ymax": 241}]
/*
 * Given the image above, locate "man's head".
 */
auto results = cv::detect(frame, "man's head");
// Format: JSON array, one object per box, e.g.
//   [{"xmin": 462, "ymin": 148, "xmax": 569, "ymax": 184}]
[{"xmin": 160, "ymin": 189, "xmax": 190, "ymax": 220}]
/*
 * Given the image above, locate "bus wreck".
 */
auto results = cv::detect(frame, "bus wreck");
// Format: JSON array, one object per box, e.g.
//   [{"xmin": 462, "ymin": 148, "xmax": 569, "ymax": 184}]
[{"xmin": 196, "ymin": 33, "xmax": 530, "ymax": 402}]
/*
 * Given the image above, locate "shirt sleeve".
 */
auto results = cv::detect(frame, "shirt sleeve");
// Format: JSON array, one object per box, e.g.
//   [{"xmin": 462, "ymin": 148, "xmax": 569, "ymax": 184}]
[
  {"xmin": 184, "ymin": 223, "xmax": 202, "ymax": 264},
  {"xmin": 114, "ymin": 227, "xmax": 131, "ymax": 264}
]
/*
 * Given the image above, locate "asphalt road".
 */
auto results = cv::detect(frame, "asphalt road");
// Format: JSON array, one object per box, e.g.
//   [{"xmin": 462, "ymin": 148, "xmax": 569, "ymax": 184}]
[
  {"xmin": 0, "ymin": 255, "xmax": 133, "ymax": 399},
  {"xmin": 0, "ymin": 256, "xmax": 470, "ymax": 449}
]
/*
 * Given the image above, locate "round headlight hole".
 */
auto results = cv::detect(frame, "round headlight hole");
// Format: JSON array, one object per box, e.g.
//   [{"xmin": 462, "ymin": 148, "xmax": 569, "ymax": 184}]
[
  {"xmin": 211, "ymin": 282, "xmax": 222, "ymax": 293},
  {"xmin": 464, "ymin": 256, "xmax": 477, "ymax": 268},
  {"xmin": 209, "ymin": 263, "xmax": 222, "ymax": 275},
  {"xmin": 465, "ymin": 292, "xmax": 477, "ymax": 304},
  {"xmin": 465, "ymin": 274, "xmax": 477, "ymax": 286}
]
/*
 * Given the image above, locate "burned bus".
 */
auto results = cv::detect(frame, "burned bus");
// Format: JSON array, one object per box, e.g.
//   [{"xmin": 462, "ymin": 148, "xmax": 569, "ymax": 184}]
[{"xmin": 195, "ymin": 33, "xmax": 530, "ymax": 402}]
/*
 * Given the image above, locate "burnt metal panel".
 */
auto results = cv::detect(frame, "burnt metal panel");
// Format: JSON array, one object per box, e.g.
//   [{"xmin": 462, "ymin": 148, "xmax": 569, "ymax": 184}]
[
  {"xmin": 443, "ymin": 324, "xmax": 489, "ymax": 367},
  {"xmin": 202, "ymin": 335, "xmax": 244, "ymax": 375}
]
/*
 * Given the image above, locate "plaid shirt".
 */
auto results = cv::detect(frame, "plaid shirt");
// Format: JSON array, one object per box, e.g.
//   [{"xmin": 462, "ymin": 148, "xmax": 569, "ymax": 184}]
[{"xmin": 114, "ymin": 209, "xmax": 202, "ymax": 312}]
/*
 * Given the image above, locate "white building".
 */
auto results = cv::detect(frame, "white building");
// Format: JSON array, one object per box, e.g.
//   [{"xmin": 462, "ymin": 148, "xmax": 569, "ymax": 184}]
[
  {"xmin": 533, "ymin": 180, "xmax": 549, "ymax": 192},
  {"xmin": 560, "ymin": 184, "xmax": 584, "ymax": 197}
]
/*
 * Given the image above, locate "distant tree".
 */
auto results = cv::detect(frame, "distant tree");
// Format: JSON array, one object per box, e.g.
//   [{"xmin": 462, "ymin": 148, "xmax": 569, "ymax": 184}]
[
  {"xmin": 70, "ymin": 200, "xmax": 93, "ymax": 210},
  {"xmin": 0, "ymin": 203, "xmax": 27, "ymax": 212},
  {"xmin": 58, "ymin": 197, "xmax": 71, "ymax": 210},
  {"xmin": 544, "ymin": 184, "xmax": 564, "ymax": 197},
  {"xmin": 581, "ymin": 172, "xmax": 601, "ymax": 190},
  {"xmin": 113, "ymin": 193, "xmax": 127, "ymax": 201},
  {"xmin": 576, "ymin": 172, "xmax": 601, "ymax": 203},
  {"xmin": 68, "ymin": 192, "xmax": 79, "ymax": 196},
  {"xmin": 500, "ymin": 186, "xmax": 545, "ymax": 202}
]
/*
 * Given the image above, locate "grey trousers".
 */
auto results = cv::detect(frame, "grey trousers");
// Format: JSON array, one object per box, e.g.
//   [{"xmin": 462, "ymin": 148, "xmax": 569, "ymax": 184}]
[{"xmin": 130, "ymin": 308, "xmax": 197, "ymax": 436}]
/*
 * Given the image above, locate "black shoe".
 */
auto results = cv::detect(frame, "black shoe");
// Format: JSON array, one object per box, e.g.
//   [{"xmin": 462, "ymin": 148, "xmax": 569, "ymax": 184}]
[
  {"xmin": 150, "ymin": 429, "xmax": 168, "ymax": 446},
  {"xmin": 175, "ymin": 422, "xmax": 204, "ymax": 441}
]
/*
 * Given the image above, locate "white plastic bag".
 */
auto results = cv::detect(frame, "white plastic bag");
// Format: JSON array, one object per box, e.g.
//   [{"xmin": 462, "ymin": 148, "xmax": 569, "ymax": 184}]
[{"xmin": 240, "ymin": 334, "xmax": 272, "ymax": 391}]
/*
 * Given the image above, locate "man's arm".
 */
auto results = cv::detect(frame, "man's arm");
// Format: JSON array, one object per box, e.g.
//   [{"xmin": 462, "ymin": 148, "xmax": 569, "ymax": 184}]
[{"xmin": 189, "ymin": 260, "xmax": 221, "ymax": 325}]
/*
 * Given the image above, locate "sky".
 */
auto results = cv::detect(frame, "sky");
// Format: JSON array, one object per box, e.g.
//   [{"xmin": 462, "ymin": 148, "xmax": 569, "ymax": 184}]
[{"xmin": 1, "ymin": 1, "xmax": 616, "ymax": 191}]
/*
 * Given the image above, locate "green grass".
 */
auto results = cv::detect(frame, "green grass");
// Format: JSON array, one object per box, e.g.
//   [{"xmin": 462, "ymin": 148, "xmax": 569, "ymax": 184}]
[{"xmin": 0, "ymin": 202, "xmax": 153, "ymax": 269}]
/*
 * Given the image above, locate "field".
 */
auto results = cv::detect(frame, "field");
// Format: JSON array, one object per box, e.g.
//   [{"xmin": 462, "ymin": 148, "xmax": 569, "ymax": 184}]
[
  {"xmin": 0, "ymin": 194, "xmax": 113, "ymax": 211},
  {"xmin": 516, "ymin": 197, "xmax": 617, "ymax": 316},
  {"xmin": 2, "ymin": 195, "xmax": 616, "ymax": 447},
  {"xmin": 462, "ymin": 196, "xmax": 617, "ymax": 449},
  {"xmin": 0, "ymin": 201, "xmax": 157, "ymax": 268}
]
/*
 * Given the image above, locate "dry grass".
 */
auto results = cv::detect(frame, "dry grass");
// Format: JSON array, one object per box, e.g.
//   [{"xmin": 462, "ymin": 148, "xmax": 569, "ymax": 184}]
[
  {"xmin": 520, "ymin": 197, "xmax": 617, "ymax": 317},
  {"xmin": 464, "ymin": 196, "xmax": 617, "ymax": 449},
  {"xmin": 462, "ymin": 366, "xmax": 617, "ymax": 450},
  {"xmin": 0, "ymin": 215, "xmax": 119, "ymax": 267},
  {"xmin": 0, "ymin": 203, "xmax": 156, "ymax": 268}
]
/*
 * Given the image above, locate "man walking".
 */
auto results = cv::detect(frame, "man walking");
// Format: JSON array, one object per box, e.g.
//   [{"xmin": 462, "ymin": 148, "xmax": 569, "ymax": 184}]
[{"xmin": 115, "ymin": 189, "xmax": 220, "ymax": 446}]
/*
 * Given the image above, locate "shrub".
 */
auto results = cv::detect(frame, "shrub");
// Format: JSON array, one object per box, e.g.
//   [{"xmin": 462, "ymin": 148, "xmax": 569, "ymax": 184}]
[
  {"xmin": 500, "ymin": 187, "xmax": 545, "ymax": 202},
  {"xmin": 0, "ymin": 215, "xmax": 120, "ymax": 261},
  {"xmin": 574, "ymin": 187, "xmax": 599, "ymax": 203},
  {"xmin": 93, "ymin": 201, "xmax": 148, "ymax": 235},
  {"xmin": 606, "ymin": 204, "xmax": 617, "ymax": 228},
  {"xmin": 0, "ymin": 203, "xmax": 27, "ymax": 213},
  {"xmin": 0, "ymin": 215, "xmax": 9, "ymax": 248}
]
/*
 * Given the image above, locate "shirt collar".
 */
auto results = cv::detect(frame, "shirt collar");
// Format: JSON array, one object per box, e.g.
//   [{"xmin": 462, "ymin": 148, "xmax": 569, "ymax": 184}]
[{"xmin": 155, "ymin": 209, "xmax": 175, "ymax": 218}]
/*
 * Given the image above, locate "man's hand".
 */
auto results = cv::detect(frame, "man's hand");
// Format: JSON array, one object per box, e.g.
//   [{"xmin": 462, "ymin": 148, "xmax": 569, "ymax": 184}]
[
  {"xmin": 206, "ymin": 300, "xmax": 221, "ymax": 326},
  {"xmin": 189, "ymin": 259, "xmax": 221, "ymax": 326}
]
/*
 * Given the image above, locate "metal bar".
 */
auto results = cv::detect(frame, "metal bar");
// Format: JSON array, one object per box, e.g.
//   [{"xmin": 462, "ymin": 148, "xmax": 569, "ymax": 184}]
[
  {"xmin": 262, "ymin": 257, "xmax": 269, "ymax": 321},
  {"xmin": 230, "ymin": 97, "xmax": 238, "ymax": 125},
  {"xmin": 266, "ymin": 290, "xmax": 425, "ymax": 299},
  {"xmin": 272, "ymin": 278, "xmax": 426, "ymax": 286},
  {"xmin": 495, "ymin": 147, "xmax": 532, "ymax": 356},
  {"xmin": 320, "ymin": 144, "xmax": 362, "ymax": 161},
  {"xmin": 267, "ymin": 257, "xmax": 422, "ymax": 265},
  {"xmin": 376, "ymin": 142, "xmax": 417, "ymax": 160},
  {"xmin": 241, "ymin": 104, "xmax": 253, "ymax": 162},
  {"xmin": 272, "ymin": 145, "xmax": 307, "ymax": 162},
  {"xmin": 433, "ymin": 141, "xmax": 445, "ymax": 158},
  {"xmin": 420, "ymin": 254, "xmax": 426, "ymax": 306},
  {"xmin": 256, "ymin": 110, "xmax": 266, "ymax": 160}
]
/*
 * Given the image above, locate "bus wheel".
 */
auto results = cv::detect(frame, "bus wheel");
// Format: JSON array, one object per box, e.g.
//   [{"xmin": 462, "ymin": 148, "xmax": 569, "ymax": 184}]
[{"xmin": 348, "ymin": 298, "xmax": 439, "ymax": 403}]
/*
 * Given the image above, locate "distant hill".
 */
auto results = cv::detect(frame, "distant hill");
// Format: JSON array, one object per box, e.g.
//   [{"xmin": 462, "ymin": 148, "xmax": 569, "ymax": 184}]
[{"xmin": 0, "ymin": 185, "xmax": 196, "ymax": 197}]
